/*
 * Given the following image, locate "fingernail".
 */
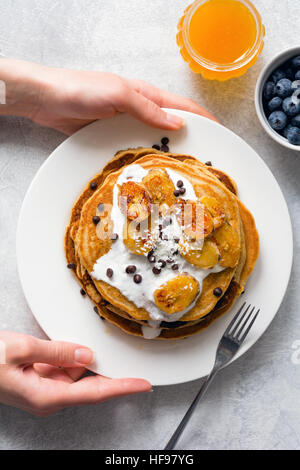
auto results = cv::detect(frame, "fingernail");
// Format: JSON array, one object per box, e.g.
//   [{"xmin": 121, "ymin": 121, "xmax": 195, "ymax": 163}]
[
  {"xmin": 74, "ymin": 348, "xmax": 94, "ymax": 365},
  {"xmin": 166, "ymin": 113, "xmax": 185, "ymax": 128}
]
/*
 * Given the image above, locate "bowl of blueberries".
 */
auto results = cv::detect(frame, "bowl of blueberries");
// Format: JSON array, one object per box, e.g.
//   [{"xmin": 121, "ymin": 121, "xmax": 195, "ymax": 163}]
[{"xmin": 255, "ymin": 46, "xmax": 300, "ymax": 150}]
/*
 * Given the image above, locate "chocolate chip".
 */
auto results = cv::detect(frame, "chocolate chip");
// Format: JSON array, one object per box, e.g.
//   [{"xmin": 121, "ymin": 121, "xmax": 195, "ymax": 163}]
[
  {"xmin": 98, "ymin": 203, "xmax": 105, "ymax": 213},
  {"xmin": 110, "ymin": 233, "xmax": 119, "ymax": 241},
  {"xmin": 158, "ymin": 259, "xmax": 167, "ymax": 268},
  {"xmin": 152, "ymin": 267, "xmax": 161, "ymax": 275},
  {"xmin": 174, "ymin": 190, "xmax": 180, "ymax": 197},
  {"xmin": 93, "ymin": 306, "xmax": 99, "ymax": 315},
  {"xmin": 172, "ymin": 264, "xmax": 179, "ymax": 271},
  {"xmin": 161, "ymin": 137, "xmax": 169, "ymax": 145},
  {"xmin": 90, "ymin": 182, "xmax": 98, "ymax": 190},
  {"xmin": 148, "ymin": 255, "xmax": 156, "ymax": 263},
  {"xmin": 134, "ymin": 274, "xmax": 142, "ymax": 284},
  {"xmin": 152, "ymin": 144, "xmax": 161, "ymax": 150},
  {"xmin": 173, "ymin": 237, "xmax": 180, "ymax": 243},
  {"xmin": 93, "ymin": 216, "xmax": 100, "ymax": 225},
  {"xmin": 172, "ymin": 249, "xmax": 179, "ymax": 256},
  {"xmin": 159, "ymin": 224, "xmax": 163, "ymax": 231},
  {"xmin": 167, "ymin": 258, "xmax": 174, "ymax": 264},
  {"xmin": 161, "ymin": 145, "xmax": 169, "ymax": 153},
  {"xmin": 67, "ymin": 263, "xmax": 76, "ymax": 270},
  {"xmin": 177, "ymin": 180, "xmax": 184, "ymax": 188},
  {"xmin": 106, "ymin": 268, "xmax": 113, "ymax": 278},
  {"xmin": 80, "ymin": 288, "xmax": 86, "ymax": 296},
  {"xmin": 179, "ymin": 187, "xmax": 186, "ymax": 195},
  {"xmin": 213, "ymin": 287, "xmax": 223, "ymax": 297},
  {"xmin": 126, "ymin": 265, "xmax": 137, "ymax": 274},
  {"xmin": 205, "ymin": 161, "xmax": 212, "ymax": 166}
]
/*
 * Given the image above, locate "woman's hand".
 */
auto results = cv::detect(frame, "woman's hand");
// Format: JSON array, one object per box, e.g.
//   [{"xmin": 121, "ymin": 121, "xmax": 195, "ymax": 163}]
[
  {"xmin": 0, "ymin": 59, "xmax": 217, "ymax": 135},
  {"xmin": 0, "ymin": 331, "xmax": 151, "ymax": 416},
  {"xmin": 0, "ymin": 60, "xmax": 216, "ymax": 415}
]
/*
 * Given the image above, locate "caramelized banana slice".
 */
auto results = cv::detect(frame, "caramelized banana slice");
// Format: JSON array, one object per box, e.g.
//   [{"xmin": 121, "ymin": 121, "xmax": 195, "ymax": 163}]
[
  {"xmin": 180, "ymin": 240, "xmax": 220, "ymax": 269},
  {"xmin": 213, "ymin": 222, "xmax": 240, "ymax": 268},
  {"xmin": 123, "ymin": 219, "xmax": 154, "ymax": 256},
  {"xmin": 154, "ymin": 274, "xmax": 199, "ymax": 315},
  {"xmin": 119, "ymin": 181, "xmax": 152, "ymax": 221},
  {"xmin": 200, "ymin": 196, "xmax": 226, "ymax": 230},
  {"xmin": 142, "ymin": 169, "xmax": 175, "ymax": 212},
  {"xmin": 175, "ymin": 198, "xmax": 214, "ymax": 240}
]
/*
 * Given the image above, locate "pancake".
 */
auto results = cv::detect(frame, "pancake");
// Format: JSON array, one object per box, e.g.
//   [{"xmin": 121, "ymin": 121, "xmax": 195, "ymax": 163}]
[{"xmin": 65, "ymin": 148, "xmax": 259, "ymax": 339}]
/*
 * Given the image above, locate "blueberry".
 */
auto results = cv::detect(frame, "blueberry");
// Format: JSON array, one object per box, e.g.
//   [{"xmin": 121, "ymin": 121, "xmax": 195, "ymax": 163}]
[
  {"xmin": 285, "ymin": 67, "xmax": 295, "ymax": 80},
  {"xmin": 268, "ymin": 96, "xmax": 282, "ymax": 111},
  {"xmin": 292, "ymin": 80, "xmax": 300, "ymax": 91},
  {"xmin": 295, "ymin": 70, "xmax": 300, "ymax": 80},
  {"xmin": 275, "ymin": 78, "xmax": 292, "ymax": 98},
  {"xmin": 263, "ymin": 81, "xmax": 275, "ymax": 100},
  {"xmin": 271, "ymin": 69, "xmax": 286, "ymax": 83},
  {"xmin": 291, "ymin": 56, "xmax": 300, "ymax": 69},
  {"xmin": 268, "ymin": 111, "xmax": 287, "ymax": 130},
  {"xmin": 286, "ymin": 126, "xmax": 300, "ymax": 145},
  {"xmin": 291, "ymin": 114, "xmax": 300, "ymax": 128},
  {"xmin": 283, "ymin": 124, "xmax": 293, "ymax": 138},
  {"xmin": 282, "ymin": 96, "xmax": 300, "ymax": 116}
]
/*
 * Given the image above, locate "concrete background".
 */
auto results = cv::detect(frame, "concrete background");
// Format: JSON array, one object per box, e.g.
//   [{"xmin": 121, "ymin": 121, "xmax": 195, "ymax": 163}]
[{"xmin": 0, "ymin": 0, "xmax": 300, "ymax": 450}]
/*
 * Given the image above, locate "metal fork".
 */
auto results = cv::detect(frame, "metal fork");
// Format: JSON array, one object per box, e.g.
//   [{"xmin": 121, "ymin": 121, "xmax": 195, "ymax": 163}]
[{"xmin": 164, "ymin": 302, "xmax": 260, "ymax": 450}]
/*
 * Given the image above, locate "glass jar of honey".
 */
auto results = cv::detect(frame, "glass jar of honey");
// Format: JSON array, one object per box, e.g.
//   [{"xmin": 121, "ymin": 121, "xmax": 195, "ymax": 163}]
[{"xmin": 177, "ymin": 0, "xmax": 265, "ymax": 80}]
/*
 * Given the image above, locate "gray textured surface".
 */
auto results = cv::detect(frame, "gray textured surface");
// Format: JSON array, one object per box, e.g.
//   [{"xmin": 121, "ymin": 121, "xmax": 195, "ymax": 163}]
[{"xmin": 0, "ymin": 0, "xmax": 300, "ymax": 450}]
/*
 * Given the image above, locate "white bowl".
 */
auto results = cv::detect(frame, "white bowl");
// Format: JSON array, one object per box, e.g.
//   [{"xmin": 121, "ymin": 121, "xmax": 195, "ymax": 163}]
[{"xmin": 255, "ymin": 46, "xmax": 300, "ymax": 151}]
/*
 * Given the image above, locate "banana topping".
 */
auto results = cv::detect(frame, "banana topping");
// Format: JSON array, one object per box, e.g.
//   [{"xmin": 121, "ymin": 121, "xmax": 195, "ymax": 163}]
[
  {"xmin": 154, "ymin": 274, "xmax": 200, "ymax": 315},
  {"xmin": 142, "ymin": 168, "xmax": 175, "ymax": 213},
  {"xmin": 200, "ymin": 195, "xmax": 226, "ymax": 230},
  {"xmin": 119, "ymin": 181, "xmax": 152, "ymax": 221},
  {"xmin": 175, "ymin": 198, "xmax": 214, "ymax": 240}
]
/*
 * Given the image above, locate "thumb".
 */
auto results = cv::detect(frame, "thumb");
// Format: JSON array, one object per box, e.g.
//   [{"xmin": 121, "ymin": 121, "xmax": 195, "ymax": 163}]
[
  {"xmin": 121, "ymin": 89, "xmax": 185, "ymax": 130},
  {"xmin": 8, "ymin": 335, "xmax": 94, "ymax": 367}
]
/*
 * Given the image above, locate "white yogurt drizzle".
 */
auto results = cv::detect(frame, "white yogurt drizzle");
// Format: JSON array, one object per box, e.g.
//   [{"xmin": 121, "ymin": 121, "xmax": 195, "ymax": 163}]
[{"xmin": 92, "ymin": 164, "xmax": 224, "ymax": 339}]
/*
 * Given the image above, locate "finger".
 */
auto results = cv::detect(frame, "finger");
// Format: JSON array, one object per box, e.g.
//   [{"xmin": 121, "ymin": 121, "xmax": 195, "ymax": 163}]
[
  {"xmin": 129, "ymin": 79, "xmax": 219, "ymax": 123},
  {"xmin": 119, "ymin": 88, "xmax": 185, "ymax": 130},
  {"xmin": 6, "ymin": 335, "xmax": 94, "ymax": 368},
  {"xmin": 62, "ymin": 376, "xmax": 152, "ymax": 407},
  {"xmin": 21, "ymin": 376, "xmax": 151, "ymax": 415}
]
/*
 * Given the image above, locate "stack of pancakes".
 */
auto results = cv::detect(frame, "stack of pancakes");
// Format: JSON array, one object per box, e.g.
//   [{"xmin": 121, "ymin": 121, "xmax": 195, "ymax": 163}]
[{"xmin": 65, "ymin": 148, "xmax": 259, "ymax": 339}]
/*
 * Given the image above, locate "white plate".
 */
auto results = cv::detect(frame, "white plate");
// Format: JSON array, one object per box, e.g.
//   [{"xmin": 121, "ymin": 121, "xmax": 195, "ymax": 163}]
[{"xmin": 17, "ymin": 110, "xmax": 293, "ymax": 386}]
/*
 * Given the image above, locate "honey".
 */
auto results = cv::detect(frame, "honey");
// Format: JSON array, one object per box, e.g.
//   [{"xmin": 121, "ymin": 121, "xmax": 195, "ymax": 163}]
[{"xmin": 177, "ymin": 0, "xmax": 265, "ymax": 80}]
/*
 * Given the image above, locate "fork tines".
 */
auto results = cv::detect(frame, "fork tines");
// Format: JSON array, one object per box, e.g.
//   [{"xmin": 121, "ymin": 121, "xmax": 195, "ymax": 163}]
[{"xmin": 225, "ymin": 302, "xmax": 260, "ymax": 344}]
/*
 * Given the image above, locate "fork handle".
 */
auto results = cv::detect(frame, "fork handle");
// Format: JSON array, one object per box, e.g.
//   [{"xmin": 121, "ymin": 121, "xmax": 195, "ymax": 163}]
[{"xmin": 164, "ymin": 370, "xmax": 218, "ymax": 450}]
